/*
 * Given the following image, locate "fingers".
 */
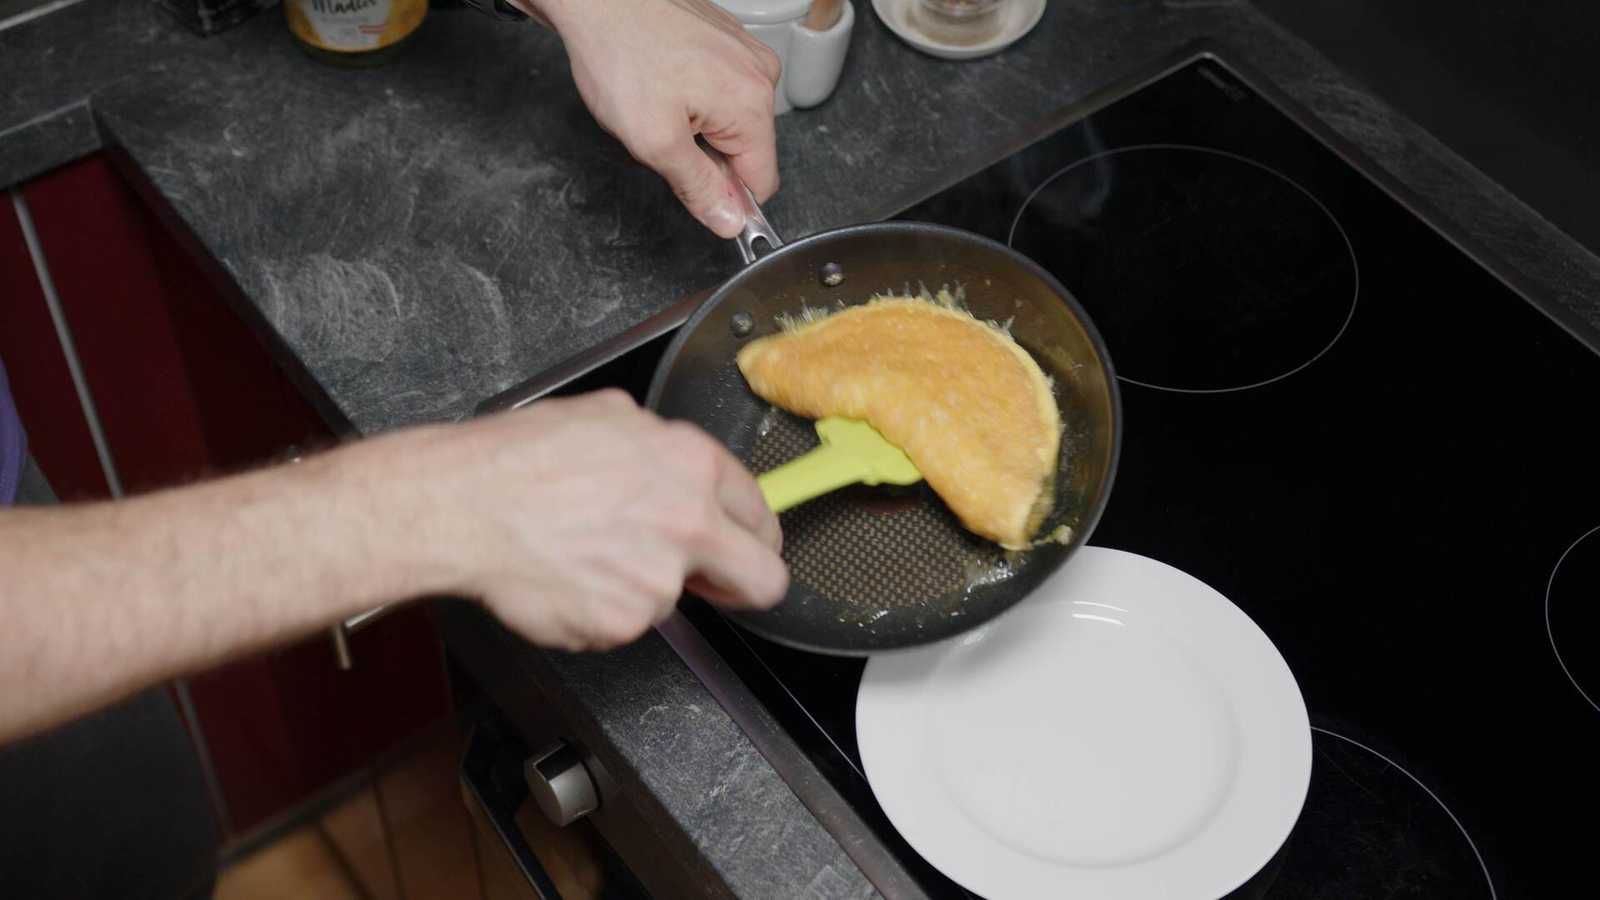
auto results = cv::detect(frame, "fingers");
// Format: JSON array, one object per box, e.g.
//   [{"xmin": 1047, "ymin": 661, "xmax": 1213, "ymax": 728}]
[
  {"xmin": 665, "ymin": 421, "xmax": 780, "ymax": 554},
  {"xmin": 574, "ymin": 387, "xmax": 636, "ymax": 413},
  {"xmin": 712, "ymin": 443, "xmax": 782, "ymax": 554},
  {"xmin": 639, "ymin": 129, "xmax": 748, "ymax": 238},
  {"xmin": 728, "ymin": 38, "xmax": 781, "ymax": 201},
  {"xmin": 684, "ymin": 573, "xmax": 749, "ymax": 611},
  {"xmin": 522, "ymin": 388, "xmax": 635, "ymax": 422},
  {"xmin": 705, "ymin": 111, "xmax": 780, "ymax": 203},
  {"xmin": 686, "ymin": 510, "xmax": 789, "ymax": 609},
  {"xmin": 746, "ymin": 36, "xmax": 782, "ymax": 87},
  {"xmin": 666, "ymin": 423, "xmax": 787, "ymax": 609}
]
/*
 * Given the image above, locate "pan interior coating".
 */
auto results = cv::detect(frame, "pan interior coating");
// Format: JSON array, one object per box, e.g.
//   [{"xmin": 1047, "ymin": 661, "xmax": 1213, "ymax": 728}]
[{"xmin": 648, "ymin": 222, "xmax": 1119, "ymax": 653}]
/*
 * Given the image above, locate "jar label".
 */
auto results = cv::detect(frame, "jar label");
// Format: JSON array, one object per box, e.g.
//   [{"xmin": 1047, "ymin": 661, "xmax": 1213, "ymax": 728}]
[{"xmin": 287, "ymin": 0, "xmax": 426, "ymax": 53}]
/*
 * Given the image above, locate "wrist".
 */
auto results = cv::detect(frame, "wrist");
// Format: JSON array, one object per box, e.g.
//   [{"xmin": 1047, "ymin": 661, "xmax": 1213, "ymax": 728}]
[{"xmin": 287, "ymin": 427, "xmax": 465, "ymax": 609}]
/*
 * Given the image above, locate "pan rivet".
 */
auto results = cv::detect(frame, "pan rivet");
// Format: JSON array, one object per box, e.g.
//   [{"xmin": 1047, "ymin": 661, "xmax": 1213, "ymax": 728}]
[
  {"xmin": 820, "ymin": 263, "xmax": 845, "ymax": 287},
  {"xmin": 730, "ymin": 312, "xmax": 754, "ymax": 337}
]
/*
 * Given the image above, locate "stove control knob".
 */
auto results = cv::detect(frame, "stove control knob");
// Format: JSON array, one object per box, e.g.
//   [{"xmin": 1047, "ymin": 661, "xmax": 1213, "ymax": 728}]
[{"xmin": 524, "ymin": 741, "xmax": 599, "ymax": 826}]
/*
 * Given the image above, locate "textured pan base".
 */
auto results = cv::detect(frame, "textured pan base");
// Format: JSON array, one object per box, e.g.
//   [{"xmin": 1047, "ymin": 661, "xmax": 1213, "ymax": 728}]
[{"xmin": 749, "ymin": 406, "xmax": 1014, "ymax": 613}]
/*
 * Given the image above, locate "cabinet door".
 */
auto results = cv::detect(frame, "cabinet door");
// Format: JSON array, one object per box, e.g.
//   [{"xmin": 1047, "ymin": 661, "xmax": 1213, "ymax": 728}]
[
  {"xmin": 15, "ymin": 154, "xmax": 453, "ymax": 837},
  {"xmin": 0, "ymin": 189, "xmax": 111, "ymax": 500}
]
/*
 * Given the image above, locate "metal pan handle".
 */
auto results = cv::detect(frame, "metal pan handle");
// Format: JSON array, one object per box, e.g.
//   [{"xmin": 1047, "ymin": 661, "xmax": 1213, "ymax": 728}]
[
  {"xmin": 701, "ymin": 142, "xmax": 784, "ymax": 264},
  {"xmin": 735, "ymin": 193, "xmax": 783, "ymax": 265}
]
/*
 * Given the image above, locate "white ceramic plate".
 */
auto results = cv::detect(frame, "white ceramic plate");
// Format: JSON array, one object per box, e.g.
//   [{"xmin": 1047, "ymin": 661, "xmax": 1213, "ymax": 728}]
[
  {"xmin": 872, "ymin": 0, "xmax": 1047, "ymax": 61},
  {"xmin": 857, "ymin": 547, "xmax": 1311, "ymax": 899}
]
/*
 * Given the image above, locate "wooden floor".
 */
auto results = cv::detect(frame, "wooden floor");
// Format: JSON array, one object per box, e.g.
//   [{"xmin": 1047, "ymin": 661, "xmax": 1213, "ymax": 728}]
[
  {"xmin": 216, "ymin": 824, "xmax": 367, "ymax": 900},
  {"xmin": 215, "ymin": 721, "xmax": 612, "ymax": 899},
  {"xmin": 217, "ymin": 726, "xmax": 482, "ymax": 900}
]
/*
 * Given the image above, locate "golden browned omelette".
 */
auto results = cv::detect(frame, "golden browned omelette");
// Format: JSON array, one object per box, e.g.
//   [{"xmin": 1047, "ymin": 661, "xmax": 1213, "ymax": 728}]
[{"xmin": 736, "ymin": 293, "xmax": 1060, "ymax": 549}]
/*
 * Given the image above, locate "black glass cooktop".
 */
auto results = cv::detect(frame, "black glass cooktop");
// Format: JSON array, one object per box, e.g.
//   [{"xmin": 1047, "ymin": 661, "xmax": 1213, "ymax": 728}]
[{"xmin": 559, "ymin": 56, "xmax": 1600, "ymax": 898}]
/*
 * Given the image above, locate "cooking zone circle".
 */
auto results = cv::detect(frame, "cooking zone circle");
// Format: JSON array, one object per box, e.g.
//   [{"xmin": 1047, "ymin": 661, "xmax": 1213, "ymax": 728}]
[
  {"xmin": 1007, "ymin": 145, "xmax": 1359, "ymax": 393},
  {"xmin": 1269, "ymin": 727, "xmax": 1497, "ymax": 898},
  {"xmin": 1546, "ymin": 524, "xmax": 1600, "ymax": 713}
]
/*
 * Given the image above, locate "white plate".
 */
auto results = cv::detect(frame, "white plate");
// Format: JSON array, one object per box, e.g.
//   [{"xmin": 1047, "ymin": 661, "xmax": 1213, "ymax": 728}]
[
  {"xmin": 857, "ymin": 547, "xmax": 1311, "ymax": 899},
  {"xmin": 871, "ymin": 0, "xmax": 1047, "ymax": 61}
]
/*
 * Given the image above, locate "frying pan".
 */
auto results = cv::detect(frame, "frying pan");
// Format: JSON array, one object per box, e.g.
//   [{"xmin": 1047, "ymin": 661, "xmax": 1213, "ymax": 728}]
[{"xmin": 646, "ymin": 182, "xmax": 1121, "ymax": 656}]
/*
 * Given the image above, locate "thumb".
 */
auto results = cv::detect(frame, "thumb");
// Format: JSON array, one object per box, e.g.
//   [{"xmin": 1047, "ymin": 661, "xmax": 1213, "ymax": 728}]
[{"xmin": 645, "ymin": 133, "xmax": 747, "ymax": 239}]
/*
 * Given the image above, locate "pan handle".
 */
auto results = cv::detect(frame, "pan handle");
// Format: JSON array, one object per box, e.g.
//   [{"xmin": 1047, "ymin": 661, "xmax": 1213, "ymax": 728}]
[
  {"xmin": 702, "ymin": 143, "xmax": 784, "ymax": 264},
  {"xmin": 734, "ymin": 189, "xmax": 783, "ymax": 265}
]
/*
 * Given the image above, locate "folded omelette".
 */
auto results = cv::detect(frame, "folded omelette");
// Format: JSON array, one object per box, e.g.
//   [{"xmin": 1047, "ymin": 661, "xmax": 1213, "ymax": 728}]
[{"xmin": 736, "ymin": 292, "xmax": 1060, "ymax": 550}]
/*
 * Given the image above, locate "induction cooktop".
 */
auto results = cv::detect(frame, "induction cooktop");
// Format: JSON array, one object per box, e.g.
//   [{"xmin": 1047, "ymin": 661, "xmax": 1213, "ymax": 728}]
[{"xmin": 494, "ymin": 53, "xmax": 1600, "ymax": 898}]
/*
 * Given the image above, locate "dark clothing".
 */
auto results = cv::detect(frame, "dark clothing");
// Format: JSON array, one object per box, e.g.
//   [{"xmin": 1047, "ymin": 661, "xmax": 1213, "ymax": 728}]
[
  {"xmin": 2, "ymin": 454, "xmax": 221, "ymax": 897},
  {"xmin": 0, "ymin": 356, "xmax": 22, "ymax": 506}
]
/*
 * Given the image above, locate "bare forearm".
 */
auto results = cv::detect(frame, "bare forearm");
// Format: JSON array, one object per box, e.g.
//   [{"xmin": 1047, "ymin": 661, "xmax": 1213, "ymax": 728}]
[
  {"xmin": 0, "ymin": 431, "xmax": 445, "ymax": 742},
  {"xmin": 0, "ymin": 391, "xmax": 788, "ymax": 744}
]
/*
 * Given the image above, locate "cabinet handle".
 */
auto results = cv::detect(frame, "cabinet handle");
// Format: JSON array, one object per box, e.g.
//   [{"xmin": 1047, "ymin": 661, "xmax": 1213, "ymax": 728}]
[
  {"xmin": 460, "ymin": 724, "xmax": 567, "ymax": 900},
  {"xmin": 329, "ymin": 605, "xmax": 395, "ymax": 670}
]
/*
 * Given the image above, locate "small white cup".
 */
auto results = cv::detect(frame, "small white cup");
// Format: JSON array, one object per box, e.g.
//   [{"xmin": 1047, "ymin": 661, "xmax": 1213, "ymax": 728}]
[{"xmin": 716, "ymin": 1, "xmax": 856, "ymax": 114}]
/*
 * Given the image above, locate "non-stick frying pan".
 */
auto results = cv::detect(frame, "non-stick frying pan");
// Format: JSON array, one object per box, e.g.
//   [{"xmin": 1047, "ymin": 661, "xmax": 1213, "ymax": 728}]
[{"xmin": 646, "ymin": 185, "xmax": 1121, "ymax": 656}]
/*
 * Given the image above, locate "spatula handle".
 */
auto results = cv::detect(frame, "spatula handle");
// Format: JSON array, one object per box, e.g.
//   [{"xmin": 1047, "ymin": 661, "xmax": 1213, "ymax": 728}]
[{"xmin": 758, "ymin": 443, "xmax": 864, "ymax": 513}]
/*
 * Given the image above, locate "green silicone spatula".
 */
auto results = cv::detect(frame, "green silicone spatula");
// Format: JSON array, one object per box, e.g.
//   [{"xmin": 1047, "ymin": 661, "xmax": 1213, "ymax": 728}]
[{"xmin": 758, "ymin": 417, "xmax": 923, "ymax": 513}]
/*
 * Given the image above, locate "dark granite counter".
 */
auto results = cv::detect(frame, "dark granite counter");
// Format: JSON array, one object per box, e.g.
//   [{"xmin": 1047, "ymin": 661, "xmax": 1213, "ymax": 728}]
[
  {"xmin": 6, "ymin": 1, "xmax": 1600, "ymax": 895},
  {"xmin": 1253, "ymin": 0, "xmax": 1600, "ymax": 263}
]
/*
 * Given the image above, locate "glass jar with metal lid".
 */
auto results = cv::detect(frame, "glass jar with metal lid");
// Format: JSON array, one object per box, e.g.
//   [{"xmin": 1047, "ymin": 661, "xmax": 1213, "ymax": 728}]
[{"xmin": 285, "ymin": 0, "xmax": 429, "ymax": 68}]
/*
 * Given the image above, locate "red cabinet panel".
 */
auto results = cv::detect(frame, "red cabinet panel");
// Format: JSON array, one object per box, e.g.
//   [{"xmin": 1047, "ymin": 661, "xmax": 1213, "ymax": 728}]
[
  {"xmin": 186, "ymin": 607, "xmax": 453, "ymax": 835},
  {"xmin": 21, "ymin": 156, "xmax": 333, "ymax": 491},
  {"xmin": 14, "ymin": 156, "xmax": 452, "ymax": 838},
  {"xmin": 0, "ymin": 193, "xmax": 111, "ymax": 500}
]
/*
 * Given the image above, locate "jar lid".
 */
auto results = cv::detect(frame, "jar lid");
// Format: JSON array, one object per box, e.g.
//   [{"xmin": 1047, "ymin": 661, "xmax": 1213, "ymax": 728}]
[{"xmin": 711, "ymin": 0, "xmax": 815, "ymax": 26}]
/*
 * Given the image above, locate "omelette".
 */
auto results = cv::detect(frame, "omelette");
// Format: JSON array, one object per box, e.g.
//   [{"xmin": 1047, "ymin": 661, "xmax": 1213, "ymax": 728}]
[{"xmin": 736, "ymin": 291, "xmax": 1061, "ymax": 549}]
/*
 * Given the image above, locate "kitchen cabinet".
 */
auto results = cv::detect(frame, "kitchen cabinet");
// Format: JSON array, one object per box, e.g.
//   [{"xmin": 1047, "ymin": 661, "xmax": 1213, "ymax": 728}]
[
  {"xmin": 0, "ymin": 187, "xmax": 109, "ymax": 499},
  {"xmin": 457, "ymin": 696, "xmax": 655, "ymax": 900},
  {"xmin": 0, "ymin": 153, "xmax": 453, "ymax": 840}
]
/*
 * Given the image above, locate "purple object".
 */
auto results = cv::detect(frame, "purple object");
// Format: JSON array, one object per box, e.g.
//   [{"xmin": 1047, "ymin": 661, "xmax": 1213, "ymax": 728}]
[{"xmin": 0, "ymin": 355, "xmax": 24, "ymax": 506}]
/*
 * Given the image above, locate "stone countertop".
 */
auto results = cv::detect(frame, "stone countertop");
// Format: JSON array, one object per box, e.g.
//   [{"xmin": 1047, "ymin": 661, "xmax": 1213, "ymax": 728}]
[
  {"xmin": 7, "ymin": 1, "xmax": 1600, "ymax": 429},
  {"xmin": 1251, "ymin": 0, "xmax": 1600, "ymax": 262},
  {"xmin": 7, "ymin": 0, "xmax": 1600, "ymax": 896}
]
